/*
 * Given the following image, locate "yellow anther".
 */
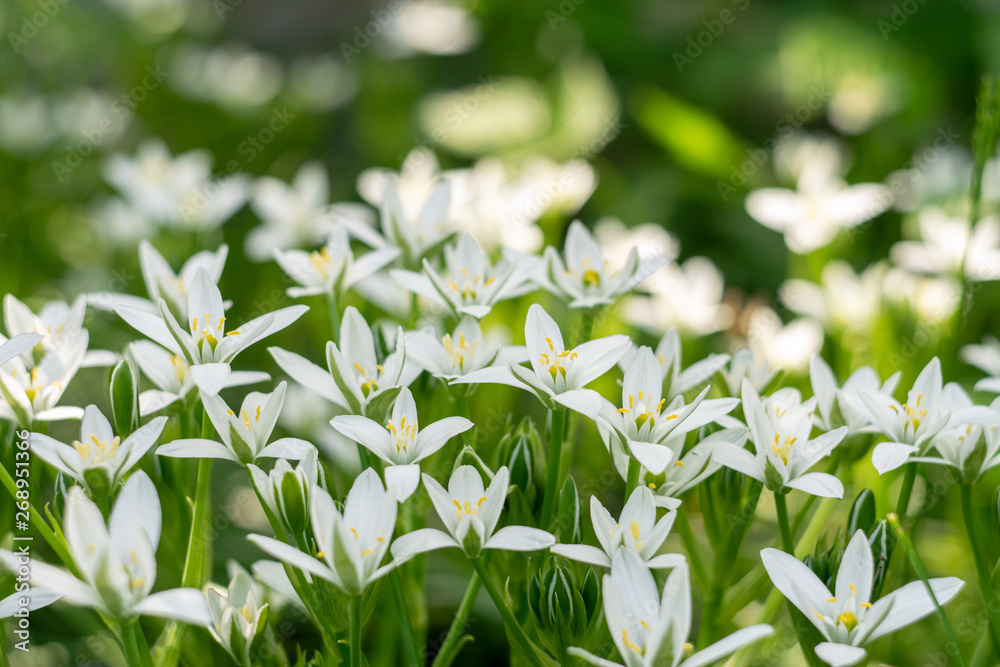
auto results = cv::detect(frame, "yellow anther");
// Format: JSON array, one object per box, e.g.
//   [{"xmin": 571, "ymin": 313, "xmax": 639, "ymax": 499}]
[
  {"xmin": 621, "ymin": 630, "xmax": 643, "ymax": 654},
  {"xmin": 860, "ymin": 602, "xmax": 872, "ymax": 609},
  {"xmin": 849, "ymin": 583, "xmax": 857, "ymax": 596},
  {"xmin": 317, "ymin": 550, "xmax": 326, "ymax": 558},
  {"xmin": 225, "ymin": 330, "xmax": 241, "ymax": 336},
  {"xmin": 361, "ymin": 549, "xmax": 375, "ymax": 556},
  {"xmin": 827, "ymin": 597, "xmax": 837, "ymax": 603},
  {"xmin": 674, "ymin": 461, "xmax": 685, "ymax": 468},
  {"xmin": 837, "ymin": 611, "xmax": 858, "ymax": 631},
  {"xmin": 349, "ymin": 527, "xmax": 358, "ymax": 539}
]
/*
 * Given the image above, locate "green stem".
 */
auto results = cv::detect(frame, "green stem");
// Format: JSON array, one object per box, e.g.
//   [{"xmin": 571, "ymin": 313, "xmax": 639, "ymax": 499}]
[
  {"xmin": 122, "ymin": 621, "xmax": 155, "ymax": 667},
  {"xmin": 773, "ymin": 492, "xmax": 794, "ymax": 553},
  {"xmin": 0, "ymin": 460, "xmax": 78, "ymax": 576},
  {"xmin": 960, "ymin": 484, "xmax": 1000, "ymax": 659},
  {"xmin": 471, "ymin": 557, "xmax": 544, "ymax": 667},
  {"xmin": 327, "ymin": 290, "xmax": 341, "ymax": 341},
  {"xmin": 540, "ymin": 408, "xmax": 567, "ymax": 529},
  {"xmin": 575, "ymin": 308, "xmax": 597, "ymax": 347},
  {"xmin": 896, "ymin": 463, "xmax": 917, "ymax": 521},
  {"xmin": 389, "ymin": 568, "xmax": 420, "ymax": 667},
  {"xmin": 625, "ymin": 455, "xmax": 640, "ymax": 499},
  {"xmin": 676, "ymin": 509, "xmax": 709, "ymax": 593},
  {"xmin": 349, "ymin": 595, "xmax": 362, "ymax": 667},
  {"xmin": 888, "ymin": 513, "xmax": 967, "ymax": 667},
  {"xmin": 431, "ymin": 572, "xmax": 482, "ymax": 667}
]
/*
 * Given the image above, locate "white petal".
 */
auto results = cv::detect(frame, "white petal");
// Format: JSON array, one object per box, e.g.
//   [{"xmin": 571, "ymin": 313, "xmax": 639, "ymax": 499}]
[
  {"xmin": 549, "ymin": 544, "xmax": 611, "ymax": 568},
  {"xmin": 385, "ymin": 464, "xmax": 421, "ymax": 502},
  {"xmin": 389, "ymin": 528, "xmax": 458, "ymax": 563},
  {"xmin": 413, "ymin": 417, "xmax": 473, "ymax": 461},
  {"xmin": 760, "ymin": 547, "xmax": 833, "ymax": 620},
  {"xmin": 190, "ymin": 363, "xmax": 232, "ymax": 397},
  {"xmin": 871, "ymin": 442, "xmax": 919, "ymax": 476},
  {"xmin": 269, "ymin": 347, "xmax": 346, "ymax": 407},
  {"xmin": 110, "ymin": 471, "xmax": 162, "ymax": 551},
  {"xmin": 628, "ymin": 440, "xmax": 676, "ymax": 475},
  {"xmin": 0, "ymin": 588, "xmax": 61, "ymax": 618},
  {"xmin": 135, "ymin": 589, "xmax": 212, "ymax": 626},
  {"xmin": 681, "ymin": 625, "xmax": 774, "ymax": 667},
  {"xmin": 246, "ymin": 535, "xmax": 337, "ymax": 584},
  {"xmin": 813, "ymin": 643, "xmax": 868, "ymax": 667},
  {"xmin": 484, "ymin": 526, "xmax": 556, "ymax": 552},
  {"xmin": 256, "ymin": 438, "xmax": 316, "ymax": 460},
  {"xmin": 866, "ymin": 577, "xmax": 964, "ymax": 642},
  {"xmin": 157, "ymin": 439, "xmax": 239, "ymax": 462},
  {"xmin": 645, "ymin": 553, "xmax": 687, "ymax": 570},
  {"xmin": 835, "ymin": 530, "xmax": 873, "ymax": 604},
  {"xmin": 784, "ymin": 472, "xmax": 844, "ymax": 499},
  {"xmin": 565, "ymin": 647, "xmax": 622, "ymax": 667}
]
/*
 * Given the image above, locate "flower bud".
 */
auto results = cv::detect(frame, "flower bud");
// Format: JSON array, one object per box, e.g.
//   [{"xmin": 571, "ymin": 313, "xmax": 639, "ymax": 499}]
[
  {"xmin": 556, "ymin": 475, "xmax": 581, "ymax": 543},
  {"xmin": 868, "ymin": 519, "xmax": 895, "ymax": 599},
  {"xmin": 847, "ymin": 489, "xmax": 876, "ymax": 535},
  {"xmin": 109, "ymin": 356, "xmax": 139, "ymax": 438},
  {"xmin": 529, "ymin": 559, "xmax": 601, "ymax": 661}
]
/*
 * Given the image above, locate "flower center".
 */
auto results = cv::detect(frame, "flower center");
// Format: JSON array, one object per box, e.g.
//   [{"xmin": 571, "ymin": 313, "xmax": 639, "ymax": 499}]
[
  {"xmin": 772, "ymin": 433, "xmax": 798, "ymax": 465},
  {"xmin": 537, "ymin": 337, "xmax": 577, "ymax": 380},
  {"xmin": 308, "ymin": 246, "xmax": 334, "ymax": 278},
  {"xmin": 889, "ymin": 393, "xmax": 927, "ymax": 430},
  {"xmin": 73, "ymin": 434, "xmax": 121, "ymax": 465},
  {"xmin": 452, "ymin": 496, "xmax": 488, "ymax": 521},
  {"xmin": 191, "ymin": 312, "xmax": 226, "ymax": 353},
  {"xmin": 386, "ymin": 415, "xmax": 418, "ymax": 453},
  {"xmin": 446, "ymin": 269, "xmax": 496, "ymax": 302},
  {"xmin": 442, "ymin": 332, "xmax": 478, "ymax": 372}
]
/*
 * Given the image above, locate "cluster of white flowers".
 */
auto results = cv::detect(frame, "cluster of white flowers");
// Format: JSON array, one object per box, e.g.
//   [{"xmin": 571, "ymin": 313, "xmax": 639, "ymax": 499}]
[{"xmin": 4, "ymin": 136, "xmax": 999, "ymax": 667}]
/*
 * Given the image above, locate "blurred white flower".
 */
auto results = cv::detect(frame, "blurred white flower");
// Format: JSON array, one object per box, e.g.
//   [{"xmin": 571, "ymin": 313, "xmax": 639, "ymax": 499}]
[
  {"xmin": 810, "ymin": 355, "xmax": 900, "ymax": 438},
  {"xmin": 961, "ymin": 335, "xmax": 1000, "ymax": 394},
  {"xmin": 0, "ymin": 330, "xmax": 88, "ymax": 428},
  {"xmin": 888, "ymin": 145, "xmax": 969, "ymax": 212},
  {"xmin": 882, "ymin": 267, "xmax": 960, "ymax": 324},
  {"xmin": 891, "ymin": 207, "xmax": 1000, "ymax": 281},
  {"xmin": 779, "ymin": 261, "xmax": 885, "ymax": 334},
  {"xmin": 286, "ymin": 55, "xmax": 358, "ymax": 112},
  {"xmin": 0, "ymin": 91, "xmax": 54, "ymax": 154},
  {"xmin": 593, "ymin": 217, "xmax": 679, "ymax": 269},
  {"xmin": 382, "ymin": 0, "xmax": 480, "ymax": 56},
  {"xmin": 746, "ymin": 147, "xmax": 892, "ymax": 254},
  {"xmin": 827, "ymin": 70, "xmax": 900, "ymax": 136},
  {"xmin": 171, "ymin": 44, "xmax": 283, "ymax": 111},
  {"xmin": 100, "ymin": 0, "xmax": 189, "ymax": 36},
  {"xmin": 53, "ymin": 89, "xmax": 129, "ymax": 147},
  {"xmin": 625, "ymin": 257, "xmax": 733, "ymax": 336},
  {"xmin": 744, "ymin": 307, "xmax": 823, "ymax": 374},
  {"xmin": 247, "ymin": 162, "xmax": 338, "ymax": 261},
  {"xmin": 103, "ymin": 139, "xmax": 251, "ymax": 231},
  {"xmin": 89, "ymin": 198, "xmax": 155, "ymax": 247}
]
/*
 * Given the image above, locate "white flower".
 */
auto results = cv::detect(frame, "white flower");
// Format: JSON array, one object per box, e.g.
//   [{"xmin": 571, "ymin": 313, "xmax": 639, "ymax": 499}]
[
  {"xmin": 247, "ymin": 162, "xmax": 337, "ymax": 261},
  {"xmin": 593, "ymin": 217, "xmax": 679, "ymax": 271},
  {"xmin": 102, "ymin": 138, "xmax": 250, "ymax": 231},
  {"xmin": 762, "ymin": 530, "xmax": 964, "ymax": 667},
  {"xmin": 207, "ymin": 568, "xmax": 269, "ymax": 665},
  {"xmin": 0, "ymin": 472, "xmax": 211, "ymax": 625},
  {"xmin": 540, "ymin": 221, "xmax": 665, "ymax": 309},
  {"xmin": 861, "ymin": 357, "xmax": 999, "ymax": 475},
  {"xmin": 745, "ymin": 157, "xmax": 892, "ymax": 254},
  {"xmin": 381, "ymin": 0, "xmax": 480, "ymax": 56},
  {"xmin": 891, "ymin": 207, "xmax": 1000, "ymax": 281},
  {"xmin": 0, "ymin": 332, "xmax": 88, "ymax": 428},
  {"xmin": 551, "ymin": 487, "xmax": 684, "ymax": 570},
  {"xmin": 555, "ymin": 346, "xmax": 739, "ymax": 476},
  {"xmin": 30, "ymin": 405, "xmax": 166, "ymax": 497},
  {"xmin": 89, "ymin": 241, "xmax": 229, "ymax": 320},
  {"xmin": 158, "ymin": 381, "xmax": 314, "ymax": 464},
  {"xmin": 568, "ymin": 550, "xmax": 772, "ymax": 667},
  {"xmin": 710, "ymin": 379, "xmax": 847, "ymax": 498},
  {"xmin": 779, "ymin": 261, "xmax": 886, "ymax": 335},
  {"xmin": 619, "ymin": 329, "xmax": 730, "ymax": 402},
  {"xmin": 390, "ymin": 465, "xmax": 555, "ymax": 559},
  {"xmin": 719, "ymin": 348, "xmax": 780, "ymax": 397},
  {"xmin": 3, "ymin": 294, "xmax": 114, "ymax": 368},
  {"xmin": 391, "ymin": 233, "xmax": 528, "ymax": 319},
  {"xmin": 270, "ymin": 306, "xmax": 419, "ymax": 417},
  {"xmin": 273, "ymin": 225, "xmax": 399, "ymax": 299},
  {"xmin": 744, "ymin": 307, "xmax": 824, "ymax": 374},
  {"xmin": 452, "ymin": 303, "xmax": 631, "ymax": 410},
  {"xmin": 405, "ymin": 316, "xmax": 528, "ymax": 386},
  {"xmin": 331, "ymin": 387, "xmax": 473, "ymax": 500},
  {"xmin": 809, "ymin": 356, "xmax": 900, "ymax": 437},
  {"xmin": 115, "ymin": 268, "xmax": 308, "ymax": 395},
  {"xmin": 624, "ymin": 257, "xmax": 734, "ymax": 336},
  {"xmin": 129, "ymin": 340, "xmax": 270, "ymax": 416},
  {"xmin": 341, "ymin": 176, "xmax": 452, "ymax": 270},
  {"xmin": 962, "ymin": 335, "xmax": 1000, "ymax": 393},
  {"xmin": 248, "ymin": 469, "xmax": 400, "ymax": 596},
  {"xmin": 249, "ymin": 449, "xmax": 321, "ymax": 537}
]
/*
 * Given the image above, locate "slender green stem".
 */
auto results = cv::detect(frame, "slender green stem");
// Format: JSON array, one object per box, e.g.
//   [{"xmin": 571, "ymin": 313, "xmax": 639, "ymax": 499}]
[
  {"xmin": 773, "ymin": 492, "xmax": 794, "ymax": 553},
  {"xmin": 327, "ymin": 290, "xmax": 341, "ymax": 341},
  {"xmin": 575, "ymin": 308, "xmax": 597, "ymax": 347},
  {"xmin": 676, "ymin": 510, "xmax": 709, "ymax": 593},
  {"xmin": 122, "ymin": 621, "xmax": 155, "ymax": 667},
  {"xmin": 540, "ymin": 408, "xmax": 567, "ymax": 529},
  {"xmin": 471, "ymin": 557, "xmax": 544, "ymax": 667},
  {"xmin": 625, "ymin": 455, "xmax": 640, "ymax": 499},
  {"xmin": 389, "ymin": 568, "xmax": 420, "ymax": 667},
  {"xmin": 0, "ymin": 460, "xmax": 78, "ymax": 575},
  {"xmin": 895, "ymin": 463, "xmax": 917, "ymax": 521},
  {"xmin": 431, "ymin": 572, "xmax": 481, "ymax": 667},
  {"xmin": 888, "ymin": 513, "xmax": 967, "ymax": 667},
  {"xmin": 349, "ymin": 595, "xmax": 362, "ymax": 667},
  {"xmin": 960, "ymin": 484, "xmax": 1000, "ymax": 660}
]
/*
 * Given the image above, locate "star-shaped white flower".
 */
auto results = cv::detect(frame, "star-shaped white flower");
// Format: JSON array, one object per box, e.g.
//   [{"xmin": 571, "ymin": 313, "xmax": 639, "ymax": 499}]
[
  {"xmin": 390, "ymin": 233, "xmax": 528, "ymax": 319},
  {"xmin": 809, "ymin": 355, "xmax": 900, "ymax": 438},
  {"xmin": 0, "ymin": 331, "xmax": 88, "ymax": 428},
  {"xmin": 4, "ymin": 294, "xmax": 114, "ymax": 368},
  {"xmin": 30, "ymin": 405, "xmax": 166, "ymax": 497},
  {"xmin": 452, "ymin": 303, "xmax": 631, "ymax": 410},
  {"xmin": 115, "ymin": 268, "xmax": 308, "ymax": 396},
  {"xmin": 0, "ymin": 472, "xmax": 211, "ymax": 625},
  {"xmin": 541, "ymin": 220, "xmax": 664, "ymax": 309},
  {"xmin": 710, "ymin": 379, "xmax": 847, "ymax": 498},
  {"xmin": 405, "ymin": 316, "xmax": 528, "ymax": 386},
  {"xmin": 207, "ymin": 568, "xmax": 270, "ymax": 665},
  {"xmin": 552, "ymin": 486, "xmax": 685, "ymax": 570},
  {"xmin": 247, "ymin": 161, "xmax": 338, "ymax": 261},
  {"xmin": 618, "ymin": 329, "xmax": 730, "ymax": 402},
  {"xmin": 273, "ymin": 225, "xmax": 399, "ymax": 299},
  {"xmin": 961, "ymin": 335, "xmax": 1000, "ymax": 394},
  {"xmin": 248, "ymin": 469, "xmax": 400, "ymax": 596},
  {"xmin": 391, "ymin": 465, "xmax": 555, "ymax": 560},
  {"xmin": 891, "ymin": 207, "xmax": 1000, "ymax": 281},
  {"xmin": 762, "ymin": 530, "xmax": 964, "ymax": 667},
  {"xmin": 158, "ymin": 381, "xmax": 314, "ymax": 464},
  {"xmin": 331, "ymin": 387, "xmax": 473, "ymax": 500},
  {"xmin": 568, "ymin": 549, "xmax": 772, "ymax": 667}
]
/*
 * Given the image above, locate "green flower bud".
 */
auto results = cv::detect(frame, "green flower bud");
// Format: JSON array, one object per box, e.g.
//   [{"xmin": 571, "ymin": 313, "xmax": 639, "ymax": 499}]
[
  {"xmin": 109, "ymin": 357, "xmax": 139, "ymax": 438},
  {"xmin": 556, "ymin": 475, "xmax": 581, "ymax": 543},
  {"xmin": 868, "ymin": 520, "xmax": 895, "ymax": 599},
  {"xmin": 847, "ymin": 489, "xmax": 876, "ymax": 535}
]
